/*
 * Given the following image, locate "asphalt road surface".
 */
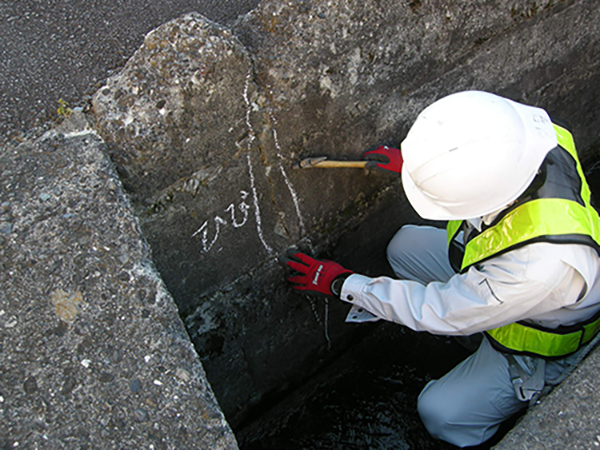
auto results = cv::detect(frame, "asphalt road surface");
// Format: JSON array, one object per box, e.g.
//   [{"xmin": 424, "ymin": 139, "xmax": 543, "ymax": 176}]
[{"xmin": 0, "ymin": 0, "xmax": 260, "ymax": 141}]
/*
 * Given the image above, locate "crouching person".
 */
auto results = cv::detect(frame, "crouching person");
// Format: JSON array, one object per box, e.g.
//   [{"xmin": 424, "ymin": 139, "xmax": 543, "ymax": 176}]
[{"xmin": 284, "ymin": 91, "xmax": 600, "ymax": 447}]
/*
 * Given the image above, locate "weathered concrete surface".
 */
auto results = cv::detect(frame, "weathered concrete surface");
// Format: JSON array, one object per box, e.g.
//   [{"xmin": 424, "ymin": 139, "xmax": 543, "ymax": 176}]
[
  {"xmin": 90, "ymin": 0, "xmax": 600, "ymax": 441},
  {"xmin": 237, "ymin": 0, "xmax": 600, "ymax": 159},
  {"xmin": 0, "ymin": 112, "xmax": 237, "ymax": 449},
  {"xmin": 91, "ymin": 12, "xmax": 413, "ymax": 428},
  {"xmin": 494, "ymin": 346, "xmax": 600, "ymax": 449}
]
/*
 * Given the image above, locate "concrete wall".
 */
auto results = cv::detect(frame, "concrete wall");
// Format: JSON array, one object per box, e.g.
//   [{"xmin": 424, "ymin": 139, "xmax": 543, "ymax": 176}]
[{"xmin": 91, "ymin": 0, "xmax": 600, "ymax": 434}]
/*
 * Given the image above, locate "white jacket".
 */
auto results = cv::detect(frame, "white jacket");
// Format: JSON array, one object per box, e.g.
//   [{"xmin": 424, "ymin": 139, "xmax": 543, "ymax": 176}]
[{"xmin": 341, "ymin": 240, "xmax": 600, "ymax": 336}]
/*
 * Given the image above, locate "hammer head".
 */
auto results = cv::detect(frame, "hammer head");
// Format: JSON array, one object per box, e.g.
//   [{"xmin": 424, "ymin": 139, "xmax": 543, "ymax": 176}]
[{"xmin": 294, "ymin": 156, "xmax": 328, "ymax": 169}]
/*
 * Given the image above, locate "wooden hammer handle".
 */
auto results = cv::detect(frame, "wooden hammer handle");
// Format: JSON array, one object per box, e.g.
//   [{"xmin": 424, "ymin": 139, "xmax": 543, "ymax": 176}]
[{"xmin": 312, "ymin": 160, "xmax": 368, "ymax": 168}]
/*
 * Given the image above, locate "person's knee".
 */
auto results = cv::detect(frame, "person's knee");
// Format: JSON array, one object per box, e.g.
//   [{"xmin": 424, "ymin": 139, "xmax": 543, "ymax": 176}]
[
  {"xmin": 417, "ymin": 384, "xmax": 450, "ymax": 441},
  {"xmin": 418, "ymin": 383, "xmax": 479, "ymax": 446},
  {"xmin": 386, "ymin": 225, "xmax": 419, "ymax": 269},
  {"xmin": 418, "ymin": 380, "xmax": 503, "ymax": 447},
  {"xmin": 387, "ymin": 225, "xmax": 454, "ymax": 283}
]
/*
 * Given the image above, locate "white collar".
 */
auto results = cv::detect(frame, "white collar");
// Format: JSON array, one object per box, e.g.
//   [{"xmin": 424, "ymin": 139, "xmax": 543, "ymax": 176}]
[{"xmin": 466, "ymin": 208, "xmax": 506, "ymax": 232}]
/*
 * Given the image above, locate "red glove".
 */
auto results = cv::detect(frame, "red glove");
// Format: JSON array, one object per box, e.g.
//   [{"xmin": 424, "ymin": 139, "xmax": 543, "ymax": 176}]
[
  {"xmin": 362, "ymin": 145, "xmax": 404, "ymax": 174},
  {"xmin": 284, "ymin": 251, "xmax": 353, "ymax": 298}
]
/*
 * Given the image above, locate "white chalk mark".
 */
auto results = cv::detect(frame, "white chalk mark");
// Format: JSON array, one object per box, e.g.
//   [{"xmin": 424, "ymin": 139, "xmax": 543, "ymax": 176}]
[
  {"xmin": 308, "ymin": 297, "xmax": 321, "ymax": 325},
  {"xmin": 307, "ymin": 297, "xmax": 331, "ymax": 347},
  {"xmin": 188, "ymin": 75, "xmax": 309, "ymax": 258},
  {"xmin": 244, "ymin": 72, "xmax": 273, "ymax": 255},
  {"xmin": 191, "ymin": 222, "xmax": 207, "ymax": 238},
  {"xmin": 243, "ymin": 73, "xmax": 256, "ymax": 148},
  {"xmin": 246, "ymin": 153, "xmax": 273, "ymax": 254},
  {"xmin": 324, "ymin": 298, "xmax": 331, "ymax": 348},
  {"xmin": 192, "ymin": 216, "xmax": 228, "ymax": 252},
  {"xmin": 191, "ymin": 192, "xmax": 253, "ymax": 252},
  {"xmin": 269, "ymin": 111, "xmax": 306, "ymax": 234},
  {"xmin": 226, "ymin": 197, "xmax": 250, "ymax": 228}
]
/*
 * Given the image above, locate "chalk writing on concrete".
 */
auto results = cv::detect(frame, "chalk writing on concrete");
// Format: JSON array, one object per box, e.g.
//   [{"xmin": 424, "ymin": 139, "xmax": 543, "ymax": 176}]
[
  {"xmin": 192, "ymin": 190, "xmax": 251, "ymax": 252},
  {"xmin": 192, "ymin": 71, "xmax": 305, "ymax": 256},
  {"xmin": 226, "ymin": 191, "xmax": 250, "ymax": 228}
]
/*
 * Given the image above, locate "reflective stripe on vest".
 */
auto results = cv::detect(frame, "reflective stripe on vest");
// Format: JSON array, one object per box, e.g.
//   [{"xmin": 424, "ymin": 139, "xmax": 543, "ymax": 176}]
[
  {"xmin": 446, "ymin": 123, "xmax": 600, "ymax": 358},
  {"xmin": 485, "ymin": 310, "xmax": 600, "ymax": 359}
]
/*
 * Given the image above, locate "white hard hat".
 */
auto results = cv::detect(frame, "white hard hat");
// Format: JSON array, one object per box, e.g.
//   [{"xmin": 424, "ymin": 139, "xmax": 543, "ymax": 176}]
[{"xmin": 401, "ymin": 91, "xmax": 558, "ymax": 220}]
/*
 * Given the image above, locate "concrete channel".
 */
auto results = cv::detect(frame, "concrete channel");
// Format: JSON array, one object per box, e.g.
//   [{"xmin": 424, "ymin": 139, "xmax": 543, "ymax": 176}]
[{"xmin": 2, "ymin": 0, "xmax": 600, "ymax": 448}]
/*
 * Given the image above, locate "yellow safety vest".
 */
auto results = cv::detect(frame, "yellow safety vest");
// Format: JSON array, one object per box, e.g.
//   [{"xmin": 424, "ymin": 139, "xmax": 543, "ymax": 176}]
[{"xmin": 446, "ymin": 123, "xmax": 600, "ymax": 358}]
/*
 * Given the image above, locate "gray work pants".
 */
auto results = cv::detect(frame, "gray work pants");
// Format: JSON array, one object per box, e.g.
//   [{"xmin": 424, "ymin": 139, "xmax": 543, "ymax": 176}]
[{"xmin": 387, "ymin": 225, "xmax": 578, "ymax": 447}]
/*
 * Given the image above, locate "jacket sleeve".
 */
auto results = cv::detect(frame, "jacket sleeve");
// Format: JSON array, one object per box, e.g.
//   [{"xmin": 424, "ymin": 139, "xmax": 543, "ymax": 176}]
[{"xmin": 340, "ymin": 243, "xmax": 588, "ymax": 335}]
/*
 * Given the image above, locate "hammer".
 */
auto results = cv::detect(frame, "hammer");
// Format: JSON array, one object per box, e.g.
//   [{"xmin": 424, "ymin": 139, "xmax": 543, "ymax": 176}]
[{"xmin": 294, "ymin": 156, "xmax": 368, "ymax": 169}]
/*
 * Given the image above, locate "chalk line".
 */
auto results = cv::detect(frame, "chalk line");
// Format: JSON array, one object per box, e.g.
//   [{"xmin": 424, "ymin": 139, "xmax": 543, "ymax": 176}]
[
  {"xmin": 246, "ymin": 153, "xmax": 273, "ymax": 254},
  {"xmin": 269, "ymin": 111, "xmax": 306, "ymax": 234},
  {"xmin": 244, "ymin": 72, "xmax": 273, "ymax": 255}
]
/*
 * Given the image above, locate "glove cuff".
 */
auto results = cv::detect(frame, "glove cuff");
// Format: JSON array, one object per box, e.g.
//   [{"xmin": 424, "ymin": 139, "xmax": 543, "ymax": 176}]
[{"xmin": 330, "ymin": 273, "xmax": 352, "ymax": 298}]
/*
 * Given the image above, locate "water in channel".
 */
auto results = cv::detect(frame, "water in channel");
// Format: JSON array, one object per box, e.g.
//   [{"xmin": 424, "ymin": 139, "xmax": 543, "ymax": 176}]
[{"xmin": 240, "ymin": 323, "xmax": 480, "ymax": 450}]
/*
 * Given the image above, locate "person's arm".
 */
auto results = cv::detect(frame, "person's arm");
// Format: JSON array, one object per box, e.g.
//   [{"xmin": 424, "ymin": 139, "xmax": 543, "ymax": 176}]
[{"xmin": 341, "ymin": 244, "xmax": 587, "ymax": 335}]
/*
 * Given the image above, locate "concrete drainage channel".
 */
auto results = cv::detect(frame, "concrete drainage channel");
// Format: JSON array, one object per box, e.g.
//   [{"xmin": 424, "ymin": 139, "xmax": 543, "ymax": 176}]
[
  {"xmin": 89, "ymin": 1, "xmax": 600, "ymax": 448},
  {"xmin": 4, "ymin": 101, "xmax": 600, "ymax": 449},
  {"xmin": 234, "ymin": 324, "xmax": 470, "ymax": 449},
  {"xmin": 4, "ymin": 1, "xmax": 600, "ymax": 448},
  {"xmin": 238, "ymin": 161, "xmax": 600, "ymax": 450}
]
